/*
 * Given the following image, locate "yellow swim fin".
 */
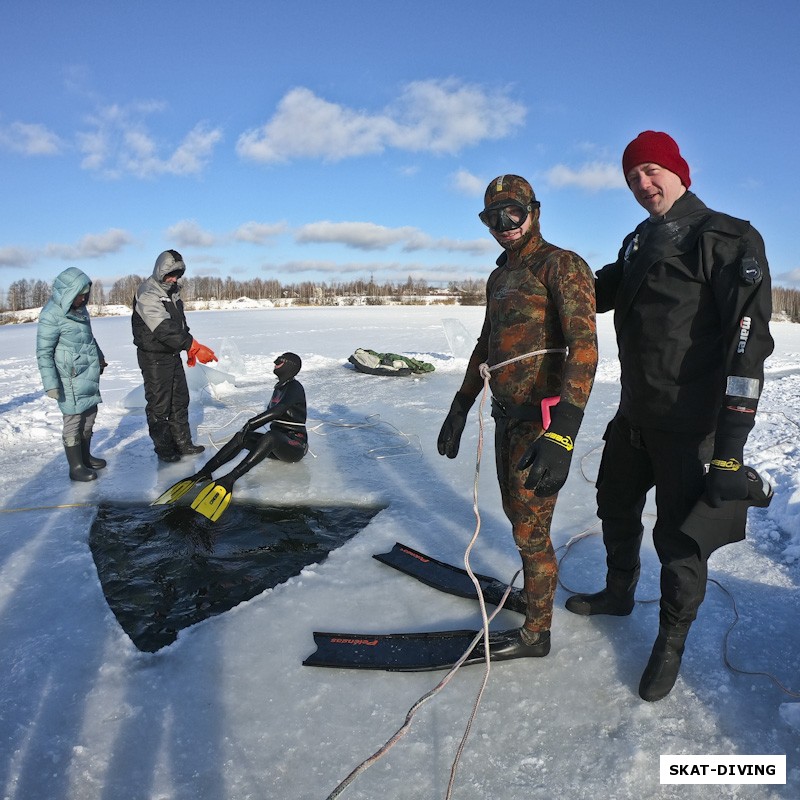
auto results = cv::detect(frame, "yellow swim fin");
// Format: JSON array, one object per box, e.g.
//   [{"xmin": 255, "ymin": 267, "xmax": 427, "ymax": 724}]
[
  {"xmin": 190, "ymin": 481, "xmax": 233, "ymax": 522},
  {"xmin": 152, "ymin": 476, "xmax": 207, "ymax": 506}
]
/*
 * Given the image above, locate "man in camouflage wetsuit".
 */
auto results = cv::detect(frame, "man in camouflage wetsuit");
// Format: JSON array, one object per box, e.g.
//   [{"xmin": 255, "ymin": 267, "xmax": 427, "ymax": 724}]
[{"xmin": 438, "ymin": 175, "xmax": 597, "ymax": 661}]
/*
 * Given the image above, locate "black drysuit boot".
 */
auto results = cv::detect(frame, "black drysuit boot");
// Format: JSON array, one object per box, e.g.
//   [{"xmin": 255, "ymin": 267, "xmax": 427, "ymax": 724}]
[
  {"xmin": 638, "ymin": 626, "xmax": 688, "ymax": 702},
  {"xmin": 565, "ymin": 566, "xmax": 639, "ymax": 616},
  {"xmin": 64, "ymin": 442, "xmax": 97, "ymax": 482},
  {"xmin": 81, "ymin": 435, "xmax": 106, "ymax": 469}
]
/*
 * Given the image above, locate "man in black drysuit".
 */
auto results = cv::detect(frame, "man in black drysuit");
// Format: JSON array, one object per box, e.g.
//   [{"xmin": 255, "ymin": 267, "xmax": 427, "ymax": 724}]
[
  {"xmin": 132, "ymin": 249, "xmax": 217, "ymax": 462},
  {"xmin": 565, "ymin": 131, "xmax": 774, "ymax": 701}
]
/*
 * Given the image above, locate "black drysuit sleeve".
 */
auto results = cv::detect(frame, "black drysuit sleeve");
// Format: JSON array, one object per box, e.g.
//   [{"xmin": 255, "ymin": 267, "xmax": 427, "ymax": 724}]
[{"xmin": 706, "ymin": 224, "xmax": 774, "ymax": 444}]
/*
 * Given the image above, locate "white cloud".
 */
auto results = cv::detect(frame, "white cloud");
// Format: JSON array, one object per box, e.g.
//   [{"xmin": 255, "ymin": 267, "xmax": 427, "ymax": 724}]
[
  {"xmin": 0, "ymin": 246, "xmax": 37, "ymax": 268},
  {"xmin": 295, "ymin": 221, "xmax": 414, "ymax": 250},
  {"xmin": 264, "ymin": 259, "xmax": 350, "ymax": 275},
  {"xmin": 163, "ymin": 124, "xmax": 223, "ymax": 175},
  {"xmin": 233, "ymin": 221, "xmax": 289, "ymax": 244},
  {"xmin": 406, "ymin": 236, "xmax": 494, "ymax": 256},
  {"xmin": 545, "ymin": 161, "xmax": 626, "ymax": 192},
  {"xmin": 451, "ymin": 169, "xmax": 486, "ymax": 196},
  {"xmin": 165, "ymin": 220, "xmax": 216, "ymax": 248},
  {"xmin": 45, "ymin": 228, "xmax": 133, "ymax": 260},
  {"xmin": 0, "ymin": 122, "xmax": 64, "ymax": 156},
  {"xmin": 78, "ymin": 103, "xmax": 222, "ymax": 178},
  {"xmin": 388, "ymin": 79, "xmax": 525, "ymax": 153},
  {"xmin": 237, "ymin": 87, "xmax": 395, "ymax": 163},
  {"xmin": 294, "ymin": 220, "xmax": 493, "ymax": 256},
  {"xmin": 165, "ymin": 220, "xmax": 289, "ymax": 248},
  {"xmin": 236, "ymin": 79, "xmax": 526, "ymax": 163}
]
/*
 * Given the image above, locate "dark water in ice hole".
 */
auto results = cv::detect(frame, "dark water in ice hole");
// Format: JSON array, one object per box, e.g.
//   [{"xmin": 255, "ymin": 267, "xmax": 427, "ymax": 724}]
[{"xmin": 89, "ymin": 502, "xmax": 384, "ymax": 652}]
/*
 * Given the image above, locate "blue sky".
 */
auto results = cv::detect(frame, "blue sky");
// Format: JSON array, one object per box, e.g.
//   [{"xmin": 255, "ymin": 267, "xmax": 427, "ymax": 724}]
[{"xmin": 1, "ymin": 0, "xmax": 799, "ymax": 290}]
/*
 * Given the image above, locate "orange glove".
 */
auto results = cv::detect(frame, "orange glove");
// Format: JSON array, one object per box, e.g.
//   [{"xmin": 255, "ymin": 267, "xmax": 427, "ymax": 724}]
[{"xmin": 187, "ymin": 339, "xmax": 217, "ymax": 366}]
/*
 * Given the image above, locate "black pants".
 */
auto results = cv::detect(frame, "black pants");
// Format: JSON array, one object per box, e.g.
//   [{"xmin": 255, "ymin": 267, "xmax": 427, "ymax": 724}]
[
  {"xmin": 137, "ymin": 350, "xmax": 192, "ymax": 456},
  {"xmin": 596, "ymin": 413, "xmax": 714, "ymax": 630}
]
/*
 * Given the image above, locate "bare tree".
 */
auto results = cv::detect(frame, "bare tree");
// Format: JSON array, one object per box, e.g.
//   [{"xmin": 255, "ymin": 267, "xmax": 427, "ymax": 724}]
[
  {"xmin": 108, "ymin": 274, "xmax": 144, "ymax": 307},
  {"xmin": 31, "ymin": 279, "xmax": 51, "ymax": 308},
  {"xmin": 7, "ymin": 279, "xmax": 29, "ymax": 311},
  {"xmin": 773, "ymin": 286, "xmax": 800, "ymax": 322},
  {"xmin": 90, "ymin": 279, "xmax": 106, "ymax": 307}
]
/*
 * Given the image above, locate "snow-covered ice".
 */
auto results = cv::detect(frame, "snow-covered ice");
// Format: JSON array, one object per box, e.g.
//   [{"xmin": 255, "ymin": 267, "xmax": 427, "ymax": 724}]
[{"xmin": 1, "ymin": 305, "xmax": 798, "ymax": 799}]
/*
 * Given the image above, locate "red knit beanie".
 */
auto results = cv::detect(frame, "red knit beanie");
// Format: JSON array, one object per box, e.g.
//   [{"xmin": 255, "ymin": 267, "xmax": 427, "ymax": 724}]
[{"xmin": 622, "ymin": 131, "xmax": 691, "ymax": 188}]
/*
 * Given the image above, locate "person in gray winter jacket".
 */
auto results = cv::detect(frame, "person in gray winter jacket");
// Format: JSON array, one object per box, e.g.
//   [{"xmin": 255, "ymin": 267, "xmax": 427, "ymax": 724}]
[
  {"xmin": 36, "ymin": 267, "xmax": 108, "ymax": 482},
  {"xmin": 132, "ymin": 250, "xmax": 217, "ymax": 462}
]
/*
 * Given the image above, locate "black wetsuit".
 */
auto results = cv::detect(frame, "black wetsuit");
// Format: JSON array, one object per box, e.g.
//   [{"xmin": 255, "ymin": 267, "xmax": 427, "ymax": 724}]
[{"xmin": 200, "ymin": 378, "xmax": 308, "ymax": 485}]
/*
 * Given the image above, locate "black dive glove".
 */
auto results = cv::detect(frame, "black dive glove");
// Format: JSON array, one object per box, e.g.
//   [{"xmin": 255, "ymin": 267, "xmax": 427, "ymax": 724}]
[
  {"xmin": 437, "ymin": 392, "xmax": 474, "ymax": 459},
  {"xmin": 705, "ymin": 435, "xmax": 748, "ymax": 507},
  {"xmin": 517, "ymin": 401, "xmax": 584, "ymax": 497}
]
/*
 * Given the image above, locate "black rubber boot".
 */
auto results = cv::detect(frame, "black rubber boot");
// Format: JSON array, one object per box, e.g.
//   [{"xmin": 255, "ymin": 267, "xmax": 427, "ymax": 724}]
[
  {"xmin": 81, "ymin": 435, "xmax": 106, "ymax": 469},
  {"xmin": 565, "ymin": 567, "xmax": 638, "ymax": 616},
  {"xmin": 176, "ymin": 441, "xmax": 205, "ymax": 455},
  {"xmin": 64, "ymin": 443, "xmax": 97, "ymax": 482},
  {"xmin": 638, "ymin": 626, "xmax": 688, "ymax": 702},
  {"xmin": 465, "ymin": 629, "xmax": 551, "ymax": 665}
]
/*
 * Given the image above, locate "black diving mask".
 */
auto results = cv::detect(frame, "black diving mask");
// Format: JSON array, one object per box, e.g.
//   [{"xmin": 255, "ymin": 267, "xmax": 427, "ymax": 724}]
[{"xmin": 478, "ymin": 200, "xmax": 538, "ymax": 232}]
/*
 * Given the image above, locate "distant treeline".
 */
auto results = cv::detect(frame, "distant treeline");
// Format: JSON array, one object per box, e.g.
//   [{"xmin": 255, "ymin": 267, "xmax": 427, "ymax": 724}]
[
  {"xmin": 0, "ymin": 275, "xmax": 488, "ymax": 311},
  {"xmin": 2, "ymin": 275, "xmax": 800, "ymax": 321}
]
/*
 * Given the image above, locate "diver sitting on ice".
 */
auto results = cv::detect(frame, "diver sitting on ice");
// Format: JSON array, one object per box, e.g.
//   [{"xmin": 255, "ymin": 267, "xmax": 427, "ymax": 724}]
[{"xmin": 154, "ymin": 352, "xmax": 308, "ymax": 521}]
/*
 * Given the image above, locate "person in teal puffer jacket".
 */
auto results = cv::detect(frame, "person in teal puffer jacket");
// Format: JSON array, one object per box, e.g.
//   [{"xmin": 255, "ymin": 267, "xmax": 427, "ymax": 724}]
[{"xmin": 36, "ymin": 267, "xmax": 108, "ymax": 481}]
